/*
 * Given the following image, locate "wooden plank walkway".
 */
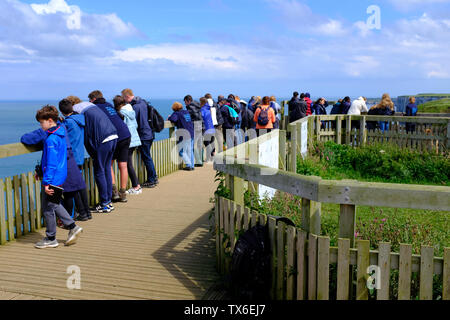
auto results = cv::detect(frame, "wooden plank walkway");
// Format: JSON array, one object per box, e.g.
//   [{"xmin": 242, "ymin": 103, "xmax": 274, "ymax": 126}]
[{"xmin": 0, "ymin": 164, "xmax": 220, "ymax": 300}]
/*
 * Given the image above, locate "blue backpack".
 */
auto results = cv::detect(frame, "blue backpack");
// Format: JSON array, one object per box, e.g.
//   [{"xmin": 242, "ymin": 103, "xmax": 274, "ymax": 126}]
[
  {"xmin": 257, "ymin": 107, "xmax": 269, "ymax": 126},
  {"xmin": 227, "ymin": 105, "xmax": 239, "ymax": 125}
]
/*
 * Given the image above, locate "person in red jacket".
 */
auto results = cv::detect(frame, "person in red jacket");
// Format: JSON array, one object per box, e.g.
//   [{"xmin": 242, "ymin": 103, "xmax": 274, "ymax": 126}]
[{"xmin": 305, "ymin": 93, "xmax": 313, "ymax": 116}]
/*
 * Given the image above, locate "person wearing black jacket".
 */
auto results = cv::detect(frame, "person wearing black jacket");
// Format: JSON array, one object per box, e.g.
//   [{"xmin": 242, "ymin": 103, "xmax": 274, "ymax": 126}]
[
  {"xmin": 184, "ymin": 95, "xmax": 203, "ymax": 166},
  {"xmin": 288, "ymin": 92, "xmax": 307, "ymax": 123}
]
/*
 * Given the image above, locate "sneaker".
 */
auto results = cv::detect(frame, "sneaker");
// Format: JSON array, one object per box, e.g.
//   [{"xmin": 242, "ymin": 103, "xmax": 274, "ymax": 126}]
[
  {"xmin": 95, "ymin": 204, "xmax": 111, "ymax": 213},
  {"xmin": 76, "ymin": 215, "xmax": 89, "ymax": 222},
  {"xmin": 126, "ymin": 187, "xmax": 142, "ymax": 195},
  {"xmin": 35, "ymin": 237, "xmax": 59, "ymax": 249},
  {"xmin": 142, "ymin": 181, "xmax": 157, "ymax": 188},
  {"xmin": 107, "ymin": 203, "xmax": 115, "ymax": 211},
  {"xmin": 65, "ymin": 226, "xmax": 83, "ymax": 246}
]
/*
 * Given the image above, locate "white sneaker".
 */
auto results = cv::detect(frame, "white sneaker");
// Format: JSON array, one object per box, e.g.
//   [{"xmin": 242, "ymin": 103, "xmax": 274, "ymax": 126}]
[
  {"xmin": 65, "ymin": 226, "xmax": 83, "ymax": 246},
  {"xmin": 35, "ymin": 237, "xmax": 59, "ymax": 249},
  {"xmin": 126, "ymin": 187, "xmax": 142, "ymax": 195}
]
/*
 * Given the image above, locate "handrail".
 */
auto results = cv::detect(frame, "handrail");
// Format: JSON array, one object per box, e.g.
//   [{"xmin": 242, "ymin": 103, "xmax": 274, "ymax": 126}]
[
  {"xmin": 0, "ymin": 121, "xmax": 175, "ymax": 160},
  {"xmin": 213, "ymin": 115, "xmax": 450, "ymax": 211}
]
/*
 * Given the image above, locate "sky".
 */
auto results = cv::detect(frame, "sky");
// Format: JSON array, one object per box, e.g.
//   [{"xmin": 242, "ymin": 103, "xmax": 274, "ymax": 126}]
[{"xmin": 1, "ymin": 0, "xmax": 450, "ymax": 100}]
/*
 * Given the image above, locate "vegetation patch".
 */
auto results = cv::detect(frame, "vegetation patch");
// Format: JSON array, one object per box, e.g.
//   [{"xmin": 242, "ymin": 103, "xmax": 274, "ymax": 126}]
[
  {"xmin": 297, "ymin": 141, "xmax": 450, "ymax": 186},
  {"xmin": 418, "ymin": 98, "xmax": 450, "ymax": 113}
]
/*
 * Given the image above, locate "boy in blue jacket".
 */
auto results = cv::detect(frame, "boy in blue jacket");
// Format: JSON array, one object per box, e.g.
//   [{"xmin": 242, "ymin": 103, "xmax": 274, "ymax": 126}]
[
  {"xmin": 168, "ymin": 102, "xmax": 195, "ymax": 171},
  {"xmin": 34, "ymin": 106, "xmax": 83, "ymax": 249}
]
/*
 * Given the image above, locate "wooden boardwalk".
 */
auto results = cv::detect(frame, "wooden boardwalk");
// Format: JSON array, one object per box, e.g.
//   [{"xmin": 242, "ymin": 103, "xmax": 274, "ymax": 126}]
[{"xmin": 0, "ymin": 164, "xmax": 220, "ymax": 300}]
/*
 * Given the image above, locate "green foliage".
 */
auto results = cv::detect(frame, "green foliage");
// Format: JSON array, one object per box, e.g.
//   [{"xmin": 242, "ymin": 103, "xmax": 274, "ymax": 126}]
[
  {"xmin": 298, "ymin": 141, "xmax": 450, "ymax": 186},
  {"xmin": 418, "ymin": 98, "xmax": 450, "ymax": 113}
]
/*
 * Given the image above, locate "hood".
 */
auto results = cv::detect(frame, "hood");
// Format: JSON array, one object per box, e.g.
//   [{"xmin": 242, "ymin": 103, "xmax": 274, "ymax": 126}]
[
  {"xmin": 73, "ymin": 101, "xmax": 95, "ymax": 114},
  {"xmin": 47, "ymin": 125, "xmax": 65, "ymax": 138},
  {"xmin": 67, "ymin": 114, "xmax": 85, "ymax": 127},
  {"xmin": 121, "ymin": 104, "xmax": 136, "ymax": 120}
]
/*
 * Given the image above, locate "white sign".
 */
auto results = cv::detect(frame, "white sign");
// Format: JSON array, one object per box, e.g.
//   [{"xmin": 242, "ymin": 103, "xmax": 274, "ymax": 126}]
[
  {"xmin": 258, "ymin": 132, "xmax": 279, "ymax": 200},
  {"xmin": 301, "ymin": 121, "xmax": 308, "ymax": 159}
]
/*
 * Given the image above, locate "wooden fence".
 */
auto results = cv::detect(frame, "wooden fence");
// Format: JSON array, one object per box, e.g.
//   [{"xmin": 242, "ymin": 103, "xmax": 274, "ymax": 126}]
[
  {"xmin": 0, "ymin": 122, "xmax": 181, "ymax": 244},
  {"xmin": 213, "ymin": 115, "xmax": 449, "ymax": 300},
  {"xmin": 215, "ymin": 195, "xmax": 449, "ymax": 300}
]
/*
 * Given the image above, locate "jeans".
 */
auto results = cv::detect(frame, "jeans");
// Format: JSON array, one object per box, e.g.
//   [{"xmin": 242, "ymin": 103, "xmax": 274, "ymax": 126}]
[
  {"xmin": 139, "ymin": 139, "xmax": 158, "ymax": 184},
  {"xmin": 92, "ymin": 139, "xmax": 116, "ymax": 206},
  {"xmin": 178, "ymin": 138, "xmax": 194, "ymax": 168},
  {"xmin": 43, "ymin": 192, "xmax": 75, "ymax": 239},
  {"xmin": 127, "ymin": 147, "xmax": 139, "ymax": 188},
  {"xmin": 379, "ymin": 121, "xmax": 390, "ymax": 133}
]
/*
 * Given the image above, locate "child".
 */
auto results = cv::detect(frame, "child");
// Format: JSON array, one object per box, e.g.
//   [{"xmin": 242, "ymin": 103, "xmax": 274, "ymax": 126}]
[
  {"xmin": 168, "ymin": 102, "xmax": 195, "ymax": 171},
  {"xmin": 113, "ymin": 95, "xmax": 142, "ymax": 195},
  {"xmin": 34, "ymin": 106, "xmax": 83, "ymax": 249},
  {"xmin": 59, "ymin": 98, "xmax": 91, "ymax": 221}
]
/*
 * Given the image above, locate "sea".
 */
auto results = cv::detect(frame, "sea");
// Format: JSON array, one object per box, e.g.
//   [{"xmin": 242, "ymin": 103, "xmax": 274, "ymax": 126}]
[{"xmin": 0, "ymin": 99, "xmax": 179, "ymax": 179}]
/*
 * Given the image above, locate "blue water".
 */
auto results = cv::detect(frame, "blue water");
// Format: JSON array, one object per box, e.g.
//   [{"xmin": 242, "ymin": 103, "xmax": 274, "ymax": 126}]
[{"xmin": 0, "ymin": 99, "xmax": 178, "ymax": 179}]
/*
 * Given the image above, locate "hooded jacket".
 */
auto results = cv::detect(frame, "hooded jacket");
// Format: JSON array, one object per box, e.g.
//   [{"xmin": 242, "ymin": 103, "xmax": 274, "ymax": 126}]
[
  {"xmin": 404, "ymin": 103, "xmax": 418, "ymax": 117},
  {"xmin": 120, "ymin": 104, "xmax": 141, "ymax": 148},
  {"xmin": 21, "ymin": 125, "xmax": 86, "ymax": 192},
  {"xmin": 76, "ymin": 102, "xmax": 118, "ymax": 156},
  {"xmin": 313, "ymin": 102, "xmax": 327, "ymax": 115},
  {"xmin": 341, "ymin": 101, "xmax": 352, "ymax": 115},
  {"xmin": 63, "ymin": 113, "xmax": 85, "ymax": 166},
  {"xmin": 220, "ymin": 103, "xmax": 235, "ymax": 130},
  {"xmin": 94, "ymin": 98, "xmax": 131, "ymax": 142},
  {"xmin": 348, "ymin": 97, "xmax": 368, "ymax": 115},
  {"xmin": 131, "ymin": 96, "xmax": 154, "ymax": 141},
  {"xmin": 305, "ymin": 93, "xmax": 313, "ymax": 116},
  {"xmin": 201, "ymin": 104, "xmax": 216, "ymax": 135},
  {"xmin": 41, "ymin": 126, "xmax": 67, "ymax": 187},
  {"xmin": 168, "ymin": 110, "xmax": 194, "ymax": 143},
  {"xmin": 208, "ymin": 98, "xmax": 224, "ymax": 126},
  {"xmin": 288, "ymin": 97, "xmax": 307, "ymax": 123},
  {"xmin": 186, "ymin": 100, "xmax": 203, "ymax": 122}
]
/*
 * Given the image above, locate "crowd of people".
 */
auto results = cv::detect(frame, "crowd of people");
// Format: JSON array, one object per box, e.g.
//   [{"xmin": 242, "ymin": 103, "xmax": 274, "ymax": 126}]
[
  {"xmin": 288, "ymin": 92, "xmax": 418, "ymax": 133},
  {"xmin": 22, "ymin": 89, "xmax": 416, "ymax": 249},
  {"xmin": 21, "ymin": 89, "xmax": 162, "ymax": 248}
]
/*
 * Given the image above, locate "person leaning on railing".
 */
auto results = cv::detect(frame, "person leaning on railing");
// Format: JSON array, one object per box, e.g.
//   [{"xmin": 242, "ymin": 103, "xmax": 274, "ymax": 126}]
[
  {"xmin": 254, "ymin": 96, "xmax": 276, "ymax": 137},
  {"xmin": 404, "ymin": 96, "xmax": 418, "ymax": 133}
]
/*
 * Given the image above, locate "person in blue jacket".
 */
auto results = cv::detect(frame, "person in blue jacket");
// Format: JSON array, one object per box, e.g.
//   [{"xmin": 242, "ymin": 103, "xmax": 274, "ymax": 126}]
[
  {"xmin": 59, "ymin": 99, "xmax": 91, "ymax": 221},
  {"xmin": 73, "ymin": 97, "xmax": 118, "ymax": 213},
  {"xmin": 121, "ymin": 88, "xmax": 159, "ymax": 189},
  {"xmin": 168, "ymin": 102, "xmax": 195, "ymax": 171},
  {"xmin": 404, "ymin": 96, "xmax": 418, "ymax": 133},
  {"xmin": 200, "ymin": 97, "xmax": 216, "ymax": 162},
  {"xmin": 30, "ymin": 106, "xmax": 83, "ymax": 249},
  {"xmin": 89, "ymin": 90, "xmax": 131, "ymax": 204}
]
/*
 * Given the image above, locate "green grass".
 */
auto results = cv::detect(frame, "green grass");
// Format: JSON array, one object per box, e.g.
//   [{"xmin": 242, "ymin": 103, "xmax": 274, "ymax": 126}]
[
  {"xmin": 418, "ymin": 98, "xmax": 450, "ymax": 113},
  {"xmin": 297, "ymin": 141, "xmax": 450, "ymax": 186}
]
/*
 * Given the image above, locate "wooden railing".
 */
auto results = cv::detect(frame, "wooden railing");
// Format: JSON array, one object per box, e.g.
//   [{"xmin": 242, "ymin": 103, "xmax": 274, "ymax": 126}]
[
  {"xmin": 0, "ymin": 122, "xmax": 180, "ymax": 244},
  {"xmin": 213, "ymin": 115, "xmax": 450, "ymax": 300}
]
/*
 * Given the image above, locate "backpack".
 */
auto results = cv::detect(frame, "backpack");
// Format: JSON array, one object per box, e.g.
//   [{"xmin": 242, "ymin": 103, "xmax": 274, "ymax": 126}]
[
  {"xmin": 227, "ymin": 105, "xmax": 239, "ymax": 125},
  {"xmin": 144, "ymin": 100, "xmax": 165, "ymax": 133},
  {"xmin": 230, "ymin": 224, "xmax": 272, "ymax": 300},
  {"xmin": 257, "ymin": 106, "xmax": 270, "ymax": 126}
]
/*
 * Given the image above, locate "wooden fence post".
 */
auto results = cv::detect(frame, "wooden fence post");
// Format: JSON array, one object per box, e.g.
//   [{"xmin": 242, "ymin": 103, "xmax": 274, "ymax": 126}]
[
  {"xmin": 286, "ymin": 225, "xmax": 296, "ymax": 300},
  {"xmin": 336, "ymin": 116, "xmax": 342, "ymax": 145},
  {"xmin": 346, "ymin": 116, "xmax": 351, "ymax": 145},
  {"xmin": 356, "ymin": 240, "xmax": 370, "ymax": 300},
  {"xmin": 289, "ymin": 124, "xmax": 297, "ymax": 173},
  {"xmin": 377, "ymin": 242, "xmax": 391, "ymax": 300},
  {"xmin": 301, "ymin": 198, "xmax": 321, "ymax": 236},
  {"xmin": 360, "ymin": 116, "xmax": 367, "ymax": 147},
  {"xmin": 317, "ymin": 236, "xmax": 330, "ymax": 300},
  {"xmin": 337, "ymin": 238, "xmax": 350, "ymax": 300},
  {"xmin": 398, "ymin": 244, "xmax": 412, "ymax": 300},
  {"xmin": 276, "ymin": 221, "xmax": 286, "ymax": 300},
  {"xmin": 279, "ymin": 130, "xmax": 286, "ymax": 171},
  {"xmin": 444, "ymin": 247, "xmax": 450, "ymax": 300},
  {"xmin": 420, "ymin": 246, "xmax": 434, "ymax": 300},
  {"xmin": 339, "ymin": 204, "xmax": 356, "ymax": 248},
  {"xmin": 296, "ymin": 230, "xmax": 308, "ymax": 300},
  {"xmin": 0, "ymin": 179, "xmax": 6, "ymax": 244},
  {"xmin": 308, "ymin": 233, "xmax": 318, "ymax": 300}
]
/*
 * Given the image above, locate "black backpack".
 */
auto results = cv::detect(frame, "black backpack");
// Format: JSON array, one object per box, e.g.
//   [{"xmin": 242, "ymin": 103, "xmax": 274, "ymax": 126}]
[
  {"xmin": 143, "ymin": 100, "xmax": 165, "ymax": 133},
  {"xmin": 230, "ymin": 224, "xmax": 272, "ymax": 300}
]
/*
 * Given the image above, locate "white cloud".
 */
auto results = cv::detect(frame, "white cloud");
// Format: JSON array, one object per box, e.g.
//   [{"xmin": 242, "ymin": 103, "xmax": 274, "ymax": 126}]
[{"xmin": 265, "ymin": 0, "xmax": 348, "ymax": 36}]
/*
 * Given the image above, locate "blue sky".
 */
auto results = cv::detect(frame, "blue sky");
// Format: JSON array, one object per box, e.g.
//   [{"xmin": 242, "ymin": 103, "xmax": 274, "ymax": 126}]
[{"xmin": 1, "ymin": 0, "xmax": 450, "ymax": 100}]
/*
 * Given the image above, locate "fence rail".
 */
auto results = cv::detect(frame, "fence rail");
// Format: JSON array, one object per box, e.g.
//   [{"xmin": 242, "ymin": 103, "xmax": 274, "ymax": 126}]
[
  {"xmin": 213, "ymin": 114, "xmax": 449, "ymax": 300},
  {"xmin": 0, "ymin": 122, "xmax": 180, "ymax": 244}
]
